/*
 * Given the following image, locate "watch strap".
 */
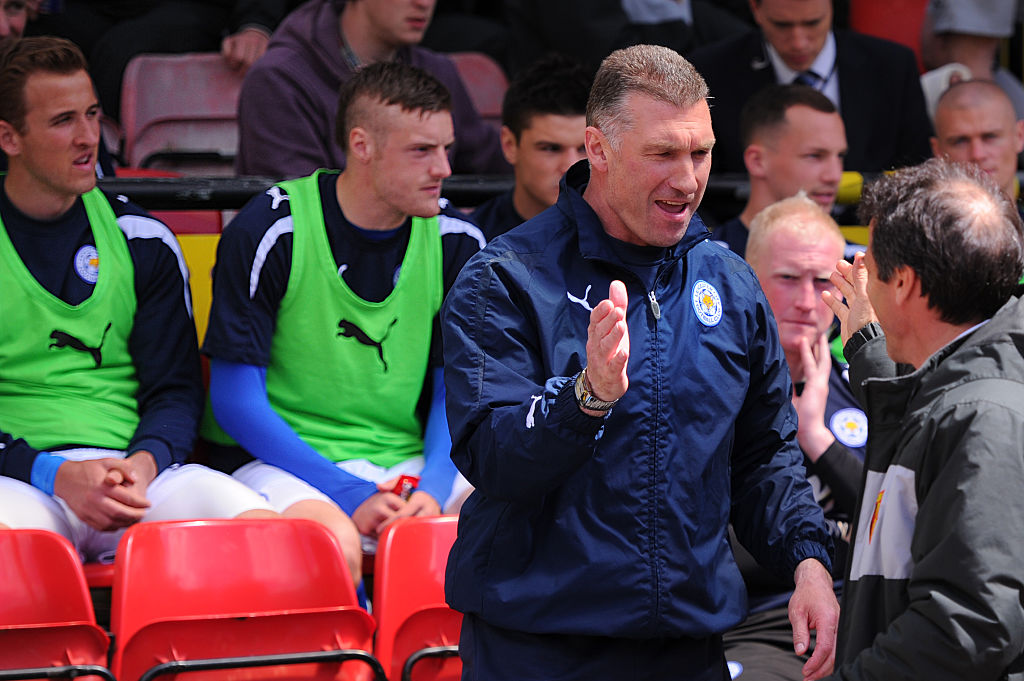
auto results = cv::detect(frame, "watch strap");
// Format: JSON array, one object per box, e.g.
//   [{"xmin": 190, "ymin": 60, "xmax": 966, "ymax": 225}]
[{"xmin": 574, "ymin": 368, "xmax": 619, "ymax": 411}]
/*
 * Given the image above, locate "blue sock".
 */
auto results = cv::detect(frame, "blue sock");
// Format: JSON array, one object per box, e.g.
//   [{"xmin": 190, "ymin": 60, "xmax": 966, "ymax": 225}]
[{"xmin": 357, "ymin": 581, "xmax": 368, "ymax": 610}]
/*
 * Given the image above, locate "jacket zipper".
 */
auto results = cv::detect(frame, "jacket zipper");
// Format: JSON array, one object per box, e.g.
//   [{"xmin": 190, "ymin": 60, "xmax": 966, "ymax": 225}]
[{"xmin": 648, "ymin": 290, "xmax": 661, "ymax": 320}]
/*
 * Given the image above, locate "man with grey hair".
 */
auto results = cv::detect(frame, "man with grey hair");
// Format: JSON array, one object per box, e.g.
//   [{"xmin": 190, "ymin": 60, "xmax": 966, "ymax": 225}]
[
  {"xmin": 443, "ymin": 43, "xmax": 838, "ymax": 681},
  {"xmin": 824, "ymin": 158, "xmax": 1024, "ymax": 680}
]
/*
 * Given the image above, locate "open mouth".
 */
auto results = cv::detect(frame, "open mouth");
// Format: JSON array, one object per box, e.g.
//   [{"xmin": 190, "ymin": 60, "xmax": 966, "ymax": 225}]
[
  {"xmin": 655, "ymin": 199, "xmax": 688, "ymax": 214},
  {"xmin": 73, "ymin": 153, "xmax": 94, "ymax": 169}
]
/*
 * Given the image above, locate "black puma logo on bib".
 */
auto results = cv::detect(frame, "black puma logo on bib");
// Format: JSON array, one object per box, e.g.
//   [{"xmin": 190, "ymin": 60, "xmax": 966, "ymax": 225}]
[
  {"xmin": 337, "ymin": 318, "xmax": 398, "ymax": 371},
  {"xmin": 49, "ymin": 322, "xmax": 112, "ymax": 368}
]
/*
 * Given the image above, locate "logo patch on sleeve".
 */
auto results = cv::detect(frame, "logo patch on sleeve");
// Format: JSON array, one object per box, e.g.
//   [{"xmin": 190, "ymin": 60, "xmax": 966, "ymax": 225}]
[
  {"xmin": 74, "ymin": 245, "xmax": 100, "ymax": 284},
  {"xmin": 691, "ymin": 280, "xmax": 722, "ymax": 326}
]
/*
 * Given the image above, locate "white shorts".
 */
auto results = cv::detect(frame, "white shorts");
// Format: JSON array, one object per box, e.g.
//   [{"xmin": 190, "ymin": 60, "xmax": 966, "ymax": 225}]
[
  {"xmin": 0, "ymin": 448, "xmax": 273, "ymax": 563},
  {"xmin": 233, "ymin": 457, "xmax": 472, "ymax": 515}
]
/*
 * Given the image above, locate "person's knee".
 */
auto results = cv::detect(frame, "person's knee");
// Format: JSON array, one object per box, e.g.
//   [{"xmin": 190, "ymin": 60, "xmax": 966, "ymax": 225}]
[
  {"xmin": 235, "ymin": 508, "xmax": 279, "ymax": 520},
  {"xmin": 0, "ymin": 477, "xmax": 75, "ymax": 538},
  {"xmin": 282, "ymin": 499, "xmax": 363, "ymax": 586},
  {"xmin": 146, "ymin": 464, "xmax": 273, "ymax": 521}
]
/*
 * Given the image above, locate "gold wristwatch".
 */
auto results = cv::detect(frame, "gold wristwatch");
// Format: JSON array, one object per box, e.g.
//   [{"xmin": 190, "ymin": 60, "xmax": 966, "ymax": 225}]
[{"xmin": 574, "ymin": 367, "xmax": 619, "ymax": 412}]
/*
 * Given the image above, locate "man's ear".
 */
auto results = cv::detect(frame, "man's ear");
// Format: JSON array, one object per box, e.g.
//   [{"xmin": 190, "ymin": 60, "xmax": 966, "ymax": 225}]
[
  {"xmin": 744, "ymin": 143, "xmax": 766, "ymax": 177},
  {"xmin": 347, "ymin": 126, "xmax": 373, "ymax": 163},
  {"xmin": 0, "ymin": 120, "xmax": 22, "ymax": 158},
  {"xmin": 930, "ymin": 136, "xmax": 941, "ymax": 158},
  {"xmin": 749, "ymin": 0, "xmax": 764, "ymax": 27},
  {"xmin": 585, "ymin": 126, "xmax": 609, "ymax": 172},
  {"xmin": 891, "ymin": 265, "xmax": 920, "ymax": 307},
  {"xmin": 499, "ymin": 125, "xmax": 519, "ymax": 165}
]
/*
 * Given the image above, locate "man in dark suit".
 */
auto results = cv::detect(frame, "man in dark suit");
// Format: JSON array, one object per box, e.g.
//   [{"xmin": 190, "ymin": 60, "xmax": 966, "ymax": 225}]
[{"xmin": 691, "ymin": 0, "xmax": 932, "ymax": 174}]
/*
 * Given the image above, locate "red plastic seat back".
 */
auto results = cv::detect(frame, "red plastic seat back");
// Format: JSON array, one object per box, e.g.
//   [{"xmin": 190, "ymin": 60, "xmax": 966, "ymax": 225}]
[
  {"xmin": 373, "ymin": 516, "xmax": 462, "ymax": 681},
  {"xmin": 111, "ymin": 519, "xmax": 378, "ymax": 681},
  {"xmin": 0, "ymin": 529, "xmax": 111, "ymax": 673},
  {"xmin": 448, "ymin": 52, "xmax": 508, "ymax": 133},
  {"xmin": 120, "ymin": 52, "xmax": 243, "ymax": 174}
]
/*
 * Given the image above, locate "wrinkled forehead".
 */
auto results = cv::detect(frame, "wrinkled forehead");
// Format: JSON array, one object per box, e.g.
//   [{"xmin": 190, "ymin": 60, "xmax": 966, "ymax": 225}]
[
  {"xmin": 768, "ymin": 219, "xmax": 845, "ymax": 258},
  {"xmin": 938, "ymin": 99, "xmax": 1019, "ymax": 134}
]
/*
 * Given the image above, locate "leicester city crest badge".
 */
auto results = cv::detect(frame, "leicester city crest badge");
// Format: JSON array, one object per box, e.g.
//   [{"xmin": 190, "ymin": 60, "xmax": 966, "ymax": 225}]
[
  {"xmin": 830, "ymin": 407, "xmax": 868, "ymax": 448},
  {"xmin": 691, "ymin": 279, "xmax": 722, "ymax": 326},
  {"xmin": 74, "ymin": 245, "xmax": 100, "ymax": 284}
]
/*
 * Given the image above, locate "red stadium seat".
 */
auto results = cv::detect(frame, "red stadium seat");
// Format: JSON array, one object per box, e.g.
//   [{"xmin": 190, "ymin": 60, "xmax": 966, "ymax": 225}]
[
  {"xmin": 110, "ymin": 519, "xmax": 385, "ymax": 681},
  {"xmin": 373, "ymin": 516, "xmax": 462, "ymax": 681},
  {"xmin": 448, "ymin": 52, "xmax": 508, "ymax": 133},
  {"xmin": 120, "ymin": 53, "xmax": 243, "ymax": 175},
  {"xmin": 0, "ymin": 529, "xmax": 113, "ymax": 681}
]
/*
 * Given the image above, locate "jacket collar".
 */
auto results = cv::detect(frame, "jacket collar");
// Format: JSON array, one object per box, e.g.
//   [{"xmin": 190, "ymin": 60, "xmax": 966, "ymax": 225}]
[{"xmin": 865, "ymin": 294, "xmax": 1024, "ymax": 414}]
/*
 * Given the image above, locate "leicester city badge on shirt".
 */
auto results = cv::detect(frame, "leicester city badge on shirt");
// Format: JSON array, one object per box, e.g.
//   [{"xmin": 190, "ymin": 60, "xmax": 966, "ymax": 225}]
[
  {"xmin": 830, "ymin": 407, "xmax": 868, "ymax": 448},
  {"xmin": 691, "ymin": 279, "xmax": 722, "ymax": 326},
  {"xmin": 74, "ymin": 245, "xmax": 100, "ymax": 284}
]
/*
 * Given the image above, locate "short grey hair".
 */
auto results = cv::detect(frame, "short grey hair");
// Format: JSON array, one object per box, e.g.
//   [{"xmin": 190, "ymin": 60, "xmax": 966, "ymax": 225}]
[{"xmin": 586, "ymin": 44, "xmax": 709, "ymax": 148}]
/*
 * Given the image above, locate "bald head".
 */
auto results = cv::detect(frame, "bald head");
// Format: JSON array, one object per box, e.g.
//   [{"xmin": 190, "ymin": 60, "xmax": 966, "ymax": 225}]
[
  {"xmin": 937, "ymin": 80, "xmax": 1013, "ymax": 115},
  {"xmin": 932, "ymin": 80, "xmax": 1024, "ymax": 197}
]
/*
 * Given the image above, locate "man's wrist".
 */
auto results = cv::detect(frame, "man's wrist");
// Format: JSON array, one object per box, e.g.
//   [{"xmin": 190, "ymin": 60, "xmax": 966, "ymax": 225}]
[
  {"xmin": 129, "ymin": 437, "xmax": 172, "ymax": 473},
  {"xmin": 30, "ymin": 452, "xmax": 65, "ymax": 496},
  {"xmin": 574, "ymin": 368, "xmax": 619, "ymax": 413},
  {"xmin": 843, "ymin": 321, "xmax": 884, "ymax": 363},
  {"xmin": 794, "ymin": 556, "xmax": 833, "ymax": 584},
  {"xmin": 799, "ymin": 425, "xmax": 836, "ymax": 463},
  {"xmin": 126, "ymin": 450, "xmax": 159, "ymax": 485}
]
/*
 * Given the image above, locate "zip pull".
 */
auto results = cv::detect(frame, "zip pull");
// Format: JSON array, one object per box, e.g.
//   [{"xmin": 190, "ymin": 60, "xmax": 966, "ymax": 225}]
[{"xmin": 648, "ymin": 290, "xmax": 661, "ymax": 320}]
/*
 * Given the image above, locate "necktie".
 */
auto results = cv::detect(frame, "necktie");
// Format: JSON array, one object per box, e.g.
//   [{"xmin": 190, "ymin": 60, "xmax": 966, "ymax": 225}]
[{"xmin": 795, "ymin": 70, "xmax": 822, "ymax": 89}]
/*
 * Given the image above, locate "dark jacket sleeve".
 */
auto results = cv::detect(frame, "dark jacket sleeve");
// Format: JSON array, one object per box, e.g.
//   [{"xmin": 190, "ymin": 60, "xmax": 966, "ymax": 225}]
[
  {"xmin": 442, "ymin": 252, "xmax": 606, "ymax": 502},
  {"xmin": 808, "ymin": 441, "xmax": 863, "ymax": 517},
  {"xmin": 126, "ymin": 233, "xmax": 204, "ymax": 472},
  {"xmin": 0, "ymin": 432, "xmax": 41, "ymax": 485},
  {"xmin": 729, "ymin": 289, "xmax": 835, "ymax": 578},
  {"xmin": 844, "ymin": 322, "xmax": 898, "ymax": 408},
  {"xmin": 887, "ymin": 40, "xmax": 933, "ymax": 170}
]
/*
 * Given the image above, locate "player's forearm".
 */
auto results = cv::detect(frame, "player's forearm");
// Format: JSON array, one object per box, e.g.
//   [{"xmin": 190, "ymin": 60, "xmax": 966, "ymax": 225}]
[{"xmin": 208, "ymin": 359, "xmax": 376, "ymax": 514}]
